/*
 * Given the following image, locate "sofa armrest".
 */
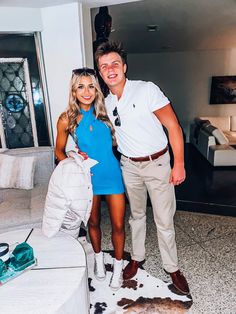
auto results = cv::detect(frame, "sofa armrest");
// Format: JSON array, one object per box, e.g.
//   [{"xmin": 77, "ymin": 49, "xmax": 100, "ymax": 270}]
[{"xmin": 197, "ymin": 130, "xmax": 216, "ymax": 158}]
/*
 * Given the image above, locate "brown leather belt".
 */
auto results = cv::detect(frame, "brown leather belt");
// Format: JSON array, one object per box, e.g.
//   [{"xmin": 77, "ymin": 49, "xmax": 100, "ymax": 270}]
[{"xmin": 123, "ymin": 146, "xmax": 168, "ymax": 162}]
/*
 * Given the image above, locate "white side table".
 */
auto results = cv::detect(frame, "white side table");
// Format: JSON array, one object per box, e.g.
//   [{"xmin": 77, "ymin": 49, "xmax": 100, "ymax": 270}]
[{"xmin": 0, "ymin": 228, "xmax": 89, "ymax": 314}]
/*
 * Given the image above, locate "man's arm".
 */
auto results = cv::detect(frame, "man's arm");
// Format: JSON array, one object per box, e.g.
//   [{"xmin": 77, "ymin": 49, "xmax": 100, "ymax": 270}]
[{"xmin": 153, "ymin": 103, "xmax": 185, "ymax": 185}]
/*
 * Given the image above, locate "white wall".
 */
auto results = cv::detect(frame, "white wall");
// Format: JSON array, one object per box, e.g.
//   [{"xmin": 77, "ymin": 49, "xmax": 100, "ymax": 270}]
[
  {"xmin": 0, "ymin": 3, "xmax": 86, "ymax": 150},
  {"xmin": 128, "ymin": 49, "xmax": 236, "ymax": 141},
  {"xmin": 41, "ymin": 2, "xmax": 85, "ymax": 148},
  {"xmin": 0, "ymin": 7, "xmax": 42, "ymax": 31}
]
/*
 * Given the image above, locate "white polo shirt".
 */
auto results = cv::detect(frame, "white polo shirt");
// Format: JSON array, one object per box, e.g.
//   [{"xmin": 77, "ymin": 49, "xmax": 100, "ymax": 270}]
[{"xmin": 105, "ymin": 79, "xmax": 170, "ymax": 157}]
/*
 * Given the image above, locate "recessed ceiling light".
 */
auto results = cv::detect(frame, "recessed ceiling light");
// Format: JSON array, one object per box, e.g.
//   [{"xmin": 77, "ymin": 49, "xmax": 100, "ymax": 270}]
[
  {"xmin": 161, "ymin": 45, "xmax": 172, "ymax": 50},
  {"xmin": 147, "ymin": 25, "xmax": 159, "ymax": 32}
]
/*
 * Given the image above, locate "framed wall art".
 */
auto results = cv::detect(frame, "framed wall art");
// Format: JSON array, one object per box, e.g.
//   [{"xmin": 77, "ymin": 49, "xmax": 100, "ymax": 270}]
[{"xmin": 210, "ymin": 76, "xmax": 236, "ymax": 104}]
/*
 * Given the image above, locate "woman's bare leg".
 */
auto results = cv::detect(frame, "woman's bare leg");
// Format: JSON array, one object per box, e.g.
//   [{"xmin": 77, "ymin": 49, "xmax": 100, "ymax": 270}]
[
  {"xmin": 106, "ymin": 193, "xmax": 126, "ymax": 260},
  {"xmin": 88, "ymin": 195, "xmax": 102, "ymax": 253}
]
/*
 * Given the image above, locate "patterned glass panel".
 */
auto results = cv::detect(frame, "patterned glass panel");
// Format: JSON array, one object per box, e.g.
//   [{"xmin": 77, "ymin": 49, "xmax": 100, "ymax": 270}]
[
  {"xmin": 0, "ymin": 60, "xmax": 34, "ymax": 148},
  {"xmin": 0, "ymin": 33, "xmax": 51, "ymax": 149}
]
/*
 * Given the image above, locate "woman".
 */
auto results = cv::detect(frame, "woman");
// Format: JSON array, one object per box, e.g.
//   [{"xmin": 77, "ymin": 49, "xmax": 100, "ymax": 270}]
[{"xmin": 55, "ymin": 68, "xmax": 125, "ymax": 291}]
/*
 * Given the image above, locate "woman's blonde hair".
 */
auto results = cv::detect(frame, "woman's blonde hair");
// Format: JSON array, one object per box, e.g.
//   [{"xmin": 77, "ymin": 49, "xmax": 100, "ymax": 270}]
[{"xmin": 60, "ymin": 68, "xmax": 116, "ymax": 144}]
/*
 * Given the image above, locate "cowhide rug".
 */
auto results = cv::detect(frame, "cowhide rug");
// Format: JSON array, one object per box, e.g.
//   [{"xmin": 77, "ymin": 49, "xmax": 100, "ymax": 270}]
[{"xmin": 80, "ymin": 239, "xmax": 193, "ymax": 314}]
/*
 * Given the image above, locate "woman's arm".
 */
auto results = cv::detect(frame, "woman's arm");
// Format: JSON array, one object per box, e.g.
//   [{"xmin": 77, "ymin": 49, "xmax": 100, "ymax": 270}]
[{"xmin": 55, "ymin": 115, "xmax": 69, "ymax": 161}]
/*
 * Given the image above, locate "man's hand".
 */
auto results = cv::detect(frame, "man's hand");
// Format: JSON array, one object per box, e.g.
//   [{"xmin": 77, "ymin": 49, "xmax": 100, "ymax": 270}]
[
  {"xmin": 78, "ymin": 151, "xmax": 89, "ymax": 160},
  {"xmin": 76, "ymin": 145, "xmax": 89, "ymax": 160},
  {"xmin": 169, "ymin": 163, "xmax": 186, "ymax": 185}
]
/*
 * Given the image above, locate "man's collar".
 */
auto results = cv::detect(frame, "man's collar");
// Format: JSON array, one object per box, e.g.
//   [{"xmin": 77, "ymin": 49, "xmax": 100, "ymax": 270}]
[{"xmin": 108, "ymin": 79, "xmax": 129, "ymax": 100}]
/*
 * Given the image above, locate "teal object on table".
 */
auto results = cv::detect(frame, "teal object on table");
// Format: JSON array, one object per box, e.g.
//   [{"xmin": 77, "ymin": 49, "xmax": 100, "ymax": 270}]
[
  {"xmin": 0, "ymin": 242, "xmax": 36, "ymax": 285},
  {"xmin": 9, "ymin": 242, "xmax": 35, "ymax": 271},
  {"xmin": 0, "ymin": 259, "xmax": 7, "ymax": 277}
]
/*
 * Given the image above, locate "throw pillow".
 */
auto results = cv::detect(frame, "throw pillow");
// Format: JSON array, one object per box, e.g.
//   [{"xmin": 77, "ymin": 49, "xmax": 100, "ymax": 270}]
[
  {"xmin": 202, "ymin": 124, "xmax": 229, "ymax": 144},
  {"xmin": 212, "ymin": 128, "xmax": 229, "ymax": 145},
  {"xmin": 0, "ymin": 154, "xmax": 36, "ymax": 190}
]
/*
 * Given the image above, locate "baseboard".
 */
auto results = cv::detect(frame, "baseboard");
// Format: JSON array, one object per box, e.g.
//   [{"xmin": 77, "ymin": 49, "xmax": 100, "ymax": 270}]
[{"xmin": 177, "ymin": 200, "xmax": 236, "ymax": 217}]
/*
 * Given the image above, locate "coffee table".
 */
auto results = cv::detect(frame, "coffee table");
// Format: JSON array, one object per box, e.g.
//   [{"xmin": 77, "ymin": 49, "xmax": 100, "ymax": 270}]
[{"xmin": 0, "ymin": 228, "xmax": 89, "ymax": 314}]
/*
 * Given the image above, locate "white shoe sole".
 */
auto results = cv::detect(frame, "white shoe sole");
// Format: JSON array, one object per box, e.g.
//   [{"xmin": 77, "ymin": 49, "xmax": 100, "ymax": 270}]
[
  {"xmin": 109, "ymin": 283, "xmax": 122, "ymax": 291},
  {"xmin": 109, "ymin": 277, "xmax": 123, "ymax": 291},
  {"xmin": 94, "ymin": 273, "xmax": 106, "ymax": 281}
]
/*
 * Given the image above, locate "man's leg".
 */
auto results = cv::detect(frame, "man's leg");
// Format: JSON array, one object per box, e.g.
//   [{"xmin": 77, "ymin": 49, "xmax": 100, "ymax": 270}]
[
  {"xmin": 145, "ymin": 159, "xmax": 178, "ymax": 273},
  {"xmin": 144, "ymin": 152, "xmax": 189, "ymax": 294},
  {"xmin": 121, "ymin": 156, "xmax": 147, "ymax": 261},
  {"xmin": 120, "ymin": 156, "xmax": 147, "ymax": 280},
  {"xmin": 152, "ymin": 193, "xmax": 178, "ymax": 272}
]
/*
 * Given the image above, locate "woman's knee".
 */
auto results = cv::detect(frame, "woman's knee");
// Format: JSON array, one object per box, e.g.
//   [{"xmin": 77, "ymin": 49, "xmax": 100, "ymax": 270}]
[{"xmin": 112, "ymin": 222, "xmax": 125, "ymax": 234}]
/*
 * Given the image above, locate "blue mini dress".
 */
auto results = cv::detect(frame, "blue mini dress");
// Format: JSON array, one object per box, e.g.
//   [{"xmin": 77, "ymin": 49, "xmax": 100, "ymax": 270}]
[{"xmin": 75, "ymin": 106, "xmax": 124, "ymax": 195}]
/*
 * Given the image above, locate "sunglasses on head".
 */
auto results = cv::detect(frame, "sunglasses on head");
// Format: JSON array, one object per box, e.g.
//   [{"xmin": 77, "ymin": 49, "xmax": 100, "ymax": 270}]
[
  {"xmin": 72, "ymin": 68, "xmax": 97, "ymax": 76},
  {"xmin": 113, "ymin": 106, "xmax": 121, "ymax": 127}
]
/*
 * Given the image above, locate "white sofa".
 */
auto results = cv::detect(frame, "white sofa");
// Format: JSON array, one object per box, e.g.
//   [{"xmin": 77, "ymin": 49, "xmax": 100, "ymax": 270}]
[
  {"xmin": 0, "ymin": 147, "xmax": 54, "ymax": 233},
  {"xmin": 190, "ymin": 116, "xmax": 236, "ymax": 166}
]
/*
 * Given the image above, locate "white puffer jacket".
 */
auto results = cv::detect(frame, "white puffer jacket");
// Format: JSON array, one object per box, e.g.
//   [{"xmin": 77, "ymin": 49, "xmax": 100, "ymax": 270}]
[{"xmin": 42, "ymin": 151, "xmax": 98, "ymax": 238}]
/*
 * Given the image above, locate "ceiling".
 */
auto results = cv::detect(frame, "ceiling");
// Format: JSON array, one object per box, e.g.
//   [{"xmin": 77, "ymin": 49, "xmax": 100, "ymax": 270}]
[
  {"xmin": 92, "ymin": 0, "xmax": 236, "ymax": 53},
  {"xmin": 1, "ymin": 0, "xmax": 236, "ymax": 53},
  {"xmin": 0, "ymin": 0, "xmax": 139, "ymax": 8}
]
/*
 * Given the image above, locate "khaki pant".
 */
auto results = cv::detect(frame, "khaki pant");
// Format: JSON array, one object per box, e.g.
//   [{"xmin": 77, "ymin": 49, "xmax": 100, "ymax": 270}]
[{"xmin": 120, "ymin": 151, "xmax": 178, "ymax": 273}]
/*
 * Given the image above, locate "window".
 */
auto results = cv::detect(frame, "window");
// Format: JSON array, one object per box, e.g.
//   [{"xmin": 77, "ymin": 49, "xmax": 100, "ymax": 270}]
[{"xmin": 0, "ymin": 33, "xmax": 51, "ymax": 149}]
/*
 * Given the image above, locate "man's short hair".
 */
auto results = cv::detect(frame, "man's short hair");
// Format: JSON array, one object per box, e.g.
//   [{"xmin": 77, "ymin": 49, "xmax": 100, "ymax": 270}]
[{"xmin": 95, "ymin": 41, "xmax": 127, "ymax": 68}]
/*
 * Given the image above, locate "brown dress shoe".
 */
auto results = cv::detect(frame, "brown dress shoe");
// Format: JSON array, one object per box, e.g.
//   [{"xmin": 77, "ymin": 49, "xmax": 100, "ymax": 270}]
[
  {"xmin": 168, "ymin": 270, "xmax": 190, "ymax": 295},
  {"xmin": 123, "ymin": 260, "xmax": 140, "ymax": 280}
]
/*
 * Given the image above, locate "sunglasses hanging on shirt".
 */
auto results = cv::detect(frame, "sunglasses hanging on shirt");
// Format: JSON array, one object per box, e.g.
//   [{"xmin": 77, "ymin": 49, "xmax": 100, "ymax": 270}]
[{"xmin": 113, "ymin": 107, "xmax": 121, "ymax": 126}]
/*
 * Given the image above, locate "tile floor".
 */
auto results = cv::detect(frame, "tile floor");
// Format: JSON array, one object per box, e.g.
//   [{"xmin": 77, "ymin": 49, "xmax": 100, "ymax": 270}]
[
  {"xmin": 99, "ymin": 203, "xmax": 236, "ymax": 314},
  {"xmin": 175, "ymin": 144, "xmax": 236, "ymax": 216}
]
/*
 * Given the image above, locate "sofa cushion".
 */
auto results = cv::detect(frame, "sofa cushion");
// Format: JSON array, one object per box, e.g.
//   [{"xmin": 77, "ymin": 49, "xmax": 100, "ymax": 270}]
[
  {"xmin": 200, "ymin": 116, "xmax": 230, "ymax": 131},
  {"xmin": 223, "ymin": 130, "xmax": 236, "ymax": 145},
  {"xmin": 231, "ymin": 116, "xmax": 236, "ymax": 132},
  {"xmin": 0, "ymin": 154, "xmax": 36, "ymax": 190},
  {"xmin": 0, "ymin": 183, "xmax": 48, "ymax": 233},
  {"xmin": 201, "ymin": 124, "xmax": 229, "ymax": 145}
]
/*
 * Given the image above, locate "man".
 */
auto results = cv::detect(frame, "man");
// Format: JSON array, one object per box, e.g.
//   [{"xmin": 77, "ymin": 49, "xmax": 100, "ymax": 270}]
[{"xmin": 95, "ymin": 42, "xmax": 190, "ymax": 295}]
